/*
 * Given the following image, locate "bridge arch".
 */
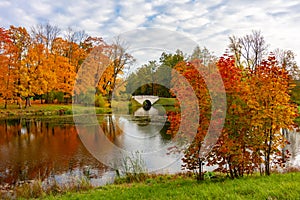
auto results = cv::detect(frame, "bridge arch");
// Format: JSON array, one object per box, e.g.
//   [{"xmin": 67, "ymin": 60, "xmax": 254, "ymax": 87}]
[
  {"xmin": 143, "ymin": 99, "xmax": 152, "ymax": 110},
  {"xmin": 132, "ymin": 95, "xmax": 160, "ymax": 106}
]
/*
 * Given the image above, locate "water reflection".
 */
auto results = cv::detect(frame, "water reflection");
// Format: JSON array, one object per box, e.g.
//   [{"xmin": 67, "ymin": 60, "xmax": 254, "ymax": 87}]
[
  {"xmin": 0, "ymin": 110, "xmax": 180, "ymax": 186},
  {"xmin": 0, "ymin": 118, "xmax": 108, "ymax": 185},
  {"xmin": 286, "ymin": 129, "xmax": 300, "ymax": 167},
  {"xmin": 75, "ymin": 106, "xmax": 182, "ymax": 174},
  {"xmin": 0, "ymin": 113, "xmax": 299, "ymax": 186},
  {"xmin": 134, "ymin": 107, "xmax": 159, "ymax": 117},
  {"xmin": 99, "ymin": 115, "xmax": 123, "ymax": 142}
]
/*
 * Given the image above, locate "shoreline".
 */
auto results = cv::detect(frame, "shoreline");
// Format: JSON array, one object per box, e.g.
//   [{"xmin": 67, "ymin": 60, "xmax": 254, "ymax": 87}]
[
  {"xmin": 1, "ymin": 171, "xmax": 300, "ymax": 199},
  {"xmin": 0, "ymin": 104, "xmax": 112, "ymax": 119}
]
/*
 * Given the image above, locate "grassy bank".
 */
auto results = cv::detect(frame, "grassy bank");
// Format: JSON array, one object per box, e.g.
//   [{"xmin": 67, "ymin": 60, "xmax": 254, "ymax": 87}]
[
  {"xmin": 155, "ymin": 97, "xmax": 179, "ymax": 112},
  {"xmin": 0, "ymin": 98, "xmax": 179, "ymax": 118},
  {"xmin": 155, "ymin": 97, "xmax": 178, "ymax": 106},
  {"xmin": 41, "ymin": 172, "xmax": 300, "ymax": 200},
  {"xmin": 0, "ymin": 103, "xmax": 111, "ymax": 119},
  {"xmin": 127, "ymin": 97, "xmax": 178, "ymax": 113}
]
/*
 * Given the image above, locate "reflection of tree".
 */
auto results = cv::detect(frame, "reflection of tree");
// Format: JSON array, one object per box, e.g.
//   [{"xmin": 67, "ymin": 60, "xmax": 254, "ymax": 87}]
[
  {"xmin": 0, "ymin": 118, "xmax": 108, "ymax": 184},
  {"xmin": 285, "ymin": 129, "xmax": 300, "ymax": 166},
  {"xmin": 100, "ymin": 115, "xmax": 122, "ymax": 142},
  {"xmin": 132, "ymin": 116, "xmax": 151, "ymax": 127},
  {"xmin": 131, "ymin": 107, "xmax": 175, "ymax": 141},
  {"xmin": 159, "ymin": 121, "xmax": 172, "ymax": 141}
]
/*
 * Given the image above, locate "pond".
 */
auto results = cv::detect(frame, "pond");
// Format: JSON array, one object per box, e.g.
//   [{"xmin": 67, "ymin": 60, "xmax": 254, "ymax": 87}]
[
  {"xmin": 0, "ymin": 107, "xmax": 299, "ymax": 187},
  {"xmin": 0, "ymin": 106, "xmax": 183, "ymax": 187}
]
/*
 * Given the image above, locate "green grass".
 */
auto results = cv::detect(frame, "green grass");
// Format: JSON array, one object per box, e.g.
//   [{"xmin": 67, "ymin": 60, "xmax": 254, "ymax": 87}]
[
  {"xmin": 0, "ymin": 98, "xmax": 179, "ymax": 118},
  {"xmin": 128, "ymin": 97, "xmax": 179, "ymax": 113},
  {"xmin": 155, "ymin": 98, "xmax": 179, "ymax": 112},
  {"xmin": 111, "ymin": 100, "xmax": 131, "ymax": 114},
  {"xmin": 0, "ymin": 103, "xmax": 111, "ymax": 118},
  {"xmin": 42, "ymin": 172, "xmax": 300, "ymax": 200},
  {"xmin": 155, "ymin": 98, "xmax": 178, "ymax": 106}
]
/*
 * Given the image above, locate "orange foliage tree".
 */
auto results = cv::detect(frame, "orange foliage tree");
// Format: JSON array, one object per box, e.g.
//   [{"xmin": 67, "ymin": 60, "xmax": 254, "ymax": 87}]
[
  {"xmin": 0, "ymin": 25, "xmax": 113, "ymax": 107},
  {"xmin": 168, "ymin": 53, "xmax": 297, "ymax": 179},
  {"xmin": 167, "ymin": 60, "xmax": 212, "ymax": 180},
  {"xmin": 0, "ymin": 24, "xmax": 132, "ymax": 108},
  {"xmin": 244, "ymin": 55, "xmax": 297, "ymax": 175},
  {"xmin": 0, "ymin": 27, "xmax": 15, "ymax": 108}
]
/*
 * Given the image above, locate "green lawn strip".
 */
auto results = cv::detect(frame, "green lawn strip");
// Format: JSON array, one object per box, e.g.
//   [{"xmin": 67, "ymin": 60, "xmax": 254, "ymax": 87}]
[
  {"xmin": 0, "ymin": 98, "xmax": 179, "ymax": 118},
  {"xmin": 43, "ymin": 173, "xmax": 300, "ymax": 200},
  {"xmin": 155, "ymin": 98, "xmax": 177, "ymax": 106},
  {"xmin": 154, "ymin": 98, "xmax": 179, "ymax": 112},
  {"xmin": 128, "ymin": 97, "xmax": 179, "ymax": 113},
  {"xmin": 0, "ymin": 104, "xmax": 111, "ymax": 118}
]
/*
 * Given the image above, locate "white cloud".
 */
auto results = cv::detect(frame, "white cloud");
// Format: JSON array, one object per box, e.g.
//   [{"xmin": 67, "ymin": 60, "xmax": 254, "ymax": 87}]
[
  {"xmin": 0, "ymin": 0, "xmax": 11, "ymax": 7},
  {"xmin": 0, "ymin": 0, "xmax": 300, "ymax": 63}
]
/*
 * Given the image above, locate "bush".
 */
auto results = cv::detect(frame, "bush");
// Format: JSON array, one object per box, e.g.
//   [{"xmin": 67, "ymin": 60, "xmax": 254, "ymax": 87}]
[
  {"xmin": 54, "ymin": 92, "xmax": 64, "ymax": 103},
  {"xmin": 115, "ymin": 151, "xmax": 148, "ymax": 184},
  {"xmin": 15, "ymin": 180, "xmax": 44, "ymax": 199},
  {"xmin": 95, "ymin": 94, "xmax": 106, "ymax": 107}
]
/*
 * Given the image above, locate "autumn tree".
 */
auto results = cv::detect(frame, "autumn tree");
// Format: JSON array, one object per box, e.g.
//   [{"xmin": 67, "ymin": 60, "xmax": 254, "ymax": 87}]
[
  {"xmin": 0, "ymin": 27, "xmax": 15, "ymax": 108},
  {"xmin": 166, "ymin": 59, "xmax": 213, "ymax": 180},
  {"xmin": 48, "ymin": 31, "xmax": 102, "ymax": 103},
  {"xmin": 246, "ymin": 55, "xmax": 297, "ymax": 175},
  {"xmin": 21, "ymin": 43, "xmax": 48, "ymax": 107},
  {"xmin": 229, "ymin": 30, "xmax": 268, "ymax": 70},
  {"xmin": 31, "ymin": 22, "xmax": 60, "ymax": 53},
  {"xmin": 273, "ymin": 48, "xmax": 300, "ymax": 80},
  {"xmin": 74, "ymin": 43, "xmax": 110, "ymax": 105},
  {"xmin": 0, "ymin": 25, "xmax": 113, "ymax": 106},
  {"xmin": 207, "ymin": 54, "xmax": 297, "ymax": 178},
  {"xmin": 7, "ymin": 26, "xmax": 31, "ymax": 108},
  {"xmin": 96, "ymin": 38, "xmax": 134, "ymax": 106},
  {"xmin": 167, "ymin": 48, "xmax": 297, "ymax": 179},
  {"xmin": 206, "ymin": 55, "xmax": 264, "ymax": 178},
  {"xmin": 49, "ymin": 37, "xmax": 78, "ymax": 103}
]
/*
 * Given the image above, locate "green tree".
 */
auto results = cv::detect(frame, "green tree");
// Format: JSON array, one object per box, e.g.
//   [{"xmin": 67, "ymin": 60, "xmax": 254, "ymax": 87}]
[{"xmin": 189, "ymin": 45, "xmax": 216, "ymax": 66}]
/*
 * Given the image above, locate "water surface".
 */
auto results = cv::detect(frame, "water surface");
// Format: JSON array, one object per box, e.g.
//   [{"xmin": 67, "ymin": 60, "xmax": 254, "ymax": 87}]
[{"xmin": 0, "ymin": 111, "xmax": 299, "ymax": 186}]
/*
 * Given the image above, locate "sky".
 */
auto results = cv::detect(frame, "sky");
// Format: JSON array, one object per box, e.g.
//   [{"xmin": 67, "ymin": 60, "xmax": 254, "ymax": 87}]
[{"xmin": 1, "ymin": 0, "xmax": 300, "ymax": 65}]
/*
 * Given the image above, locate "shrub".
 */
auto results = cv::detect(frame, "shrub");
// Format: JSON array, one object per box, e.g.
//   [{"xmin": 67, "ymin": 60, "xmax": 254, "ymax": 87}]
[
  {"xmin": 115, "ymin": 151, "xmax": 148, "ymax": 183},
  {"xmin": 95, "ymin": 94, "xmax": 106, "ymax": 107}
]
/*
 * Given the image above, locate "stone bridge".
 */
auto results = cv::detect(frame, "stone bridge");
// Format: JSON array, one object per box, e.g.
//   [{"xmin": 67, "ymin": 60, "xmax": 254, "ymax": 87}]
[{"xmin": 132, "ymin": 95, "xmax": 160, "ymax": 106}]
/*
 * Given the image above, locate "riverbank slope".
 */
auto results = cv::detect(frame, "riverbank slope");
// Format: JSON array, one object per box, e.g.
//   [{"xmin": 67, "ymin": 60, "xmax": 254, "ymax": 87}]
[{"xmin": 44, "ymin": 172, "xmax": 300, "ymax": 200}]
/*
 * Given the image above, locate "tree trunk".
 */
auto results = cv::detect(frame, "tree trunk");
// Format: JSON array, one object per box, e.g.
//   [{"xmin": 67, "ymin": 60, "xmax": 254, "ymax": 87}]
[
  {"xmin": 282, "ymin": 128, "xmax": 288, "ymax": 163},
  {"xmin": 108, "ymin": 90, "xmax": 113, "ymax": 108},
  {"xmin": 197, "ymin": 158, "xmax": 204, "ymax": 181},
  {"xmin": 229, "ymin": 164, "xmax": 234, "ymax": 179},
  {"xmin": 4, "ymin": 99, "xmax": 7, "ymax": 109},
  {"xmin": 25, "ymin": 97, "xmax": 31, "ymax": 108},
  {"xmin": 17, "ymin": 98, "xmax": 22, "ymax": 109},
  {"xmin": 227, "ymin": 157, "xmax": 234, "ymax": 179},
  {"xmin": 265, "ymin": 128, "xmax": 273, "ymax": 176},
  {"xmin": 45, "ymin": 92, "xmax": 49, "ymax": 104},
  {"xmin": 233, "ymin": 168, "xmax": 238, "ymax": 178},
  {"xmin": 259, "ymin": 164, "xmax": 263, "ymax": 176}
]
